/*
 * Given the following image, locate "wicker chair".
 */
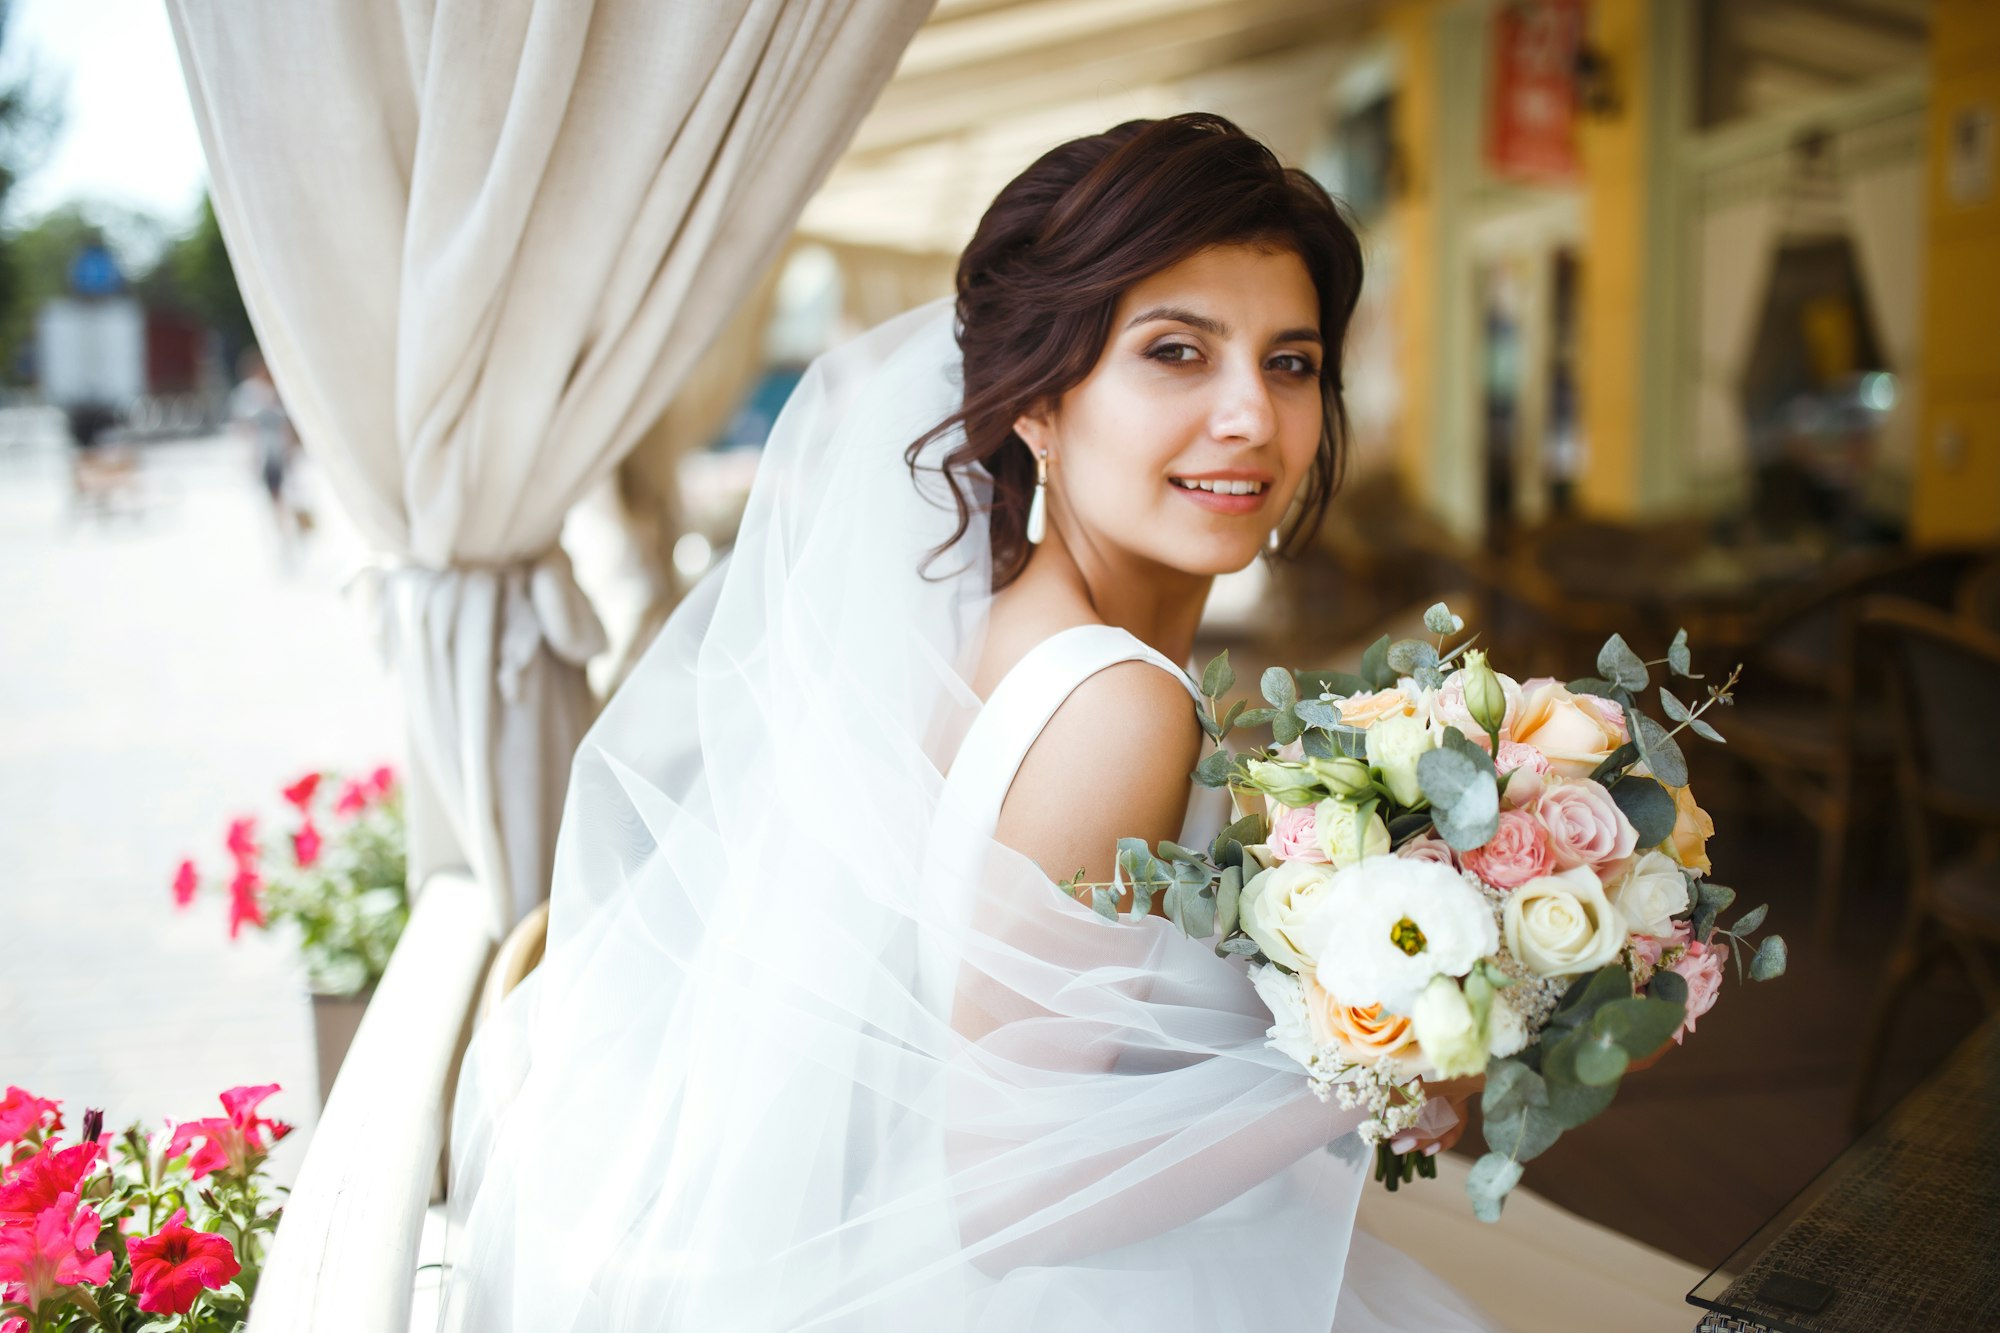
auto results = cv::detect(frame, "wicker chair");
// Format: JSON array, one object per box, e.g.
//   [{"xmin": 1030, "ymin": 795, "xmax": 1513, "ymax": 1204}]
[{"xmin": 1846, "ymin": 599, "xmax": 2000, "ymax": 1131}]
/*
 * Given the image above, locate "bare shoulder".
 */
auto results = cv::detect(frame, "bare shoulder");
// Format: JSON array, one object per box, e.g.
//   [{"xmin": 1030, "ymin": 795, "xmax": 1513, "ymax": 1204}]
[{"xmin": 994, "ymin": 659, "xmax": 1203, "ymax": 888}]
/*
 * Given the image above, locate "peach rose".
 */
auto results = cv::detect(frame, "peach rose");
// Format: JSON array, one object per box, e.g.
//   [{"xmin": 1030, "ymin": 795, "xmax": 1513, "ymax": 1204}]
[
  {"xmin": 1304, "ymin": 974, "xmax": 1421, "ymax": 1064},
  {"xmin": 1510, "ymin": 681, "xmax": 1627, "ymax": 778},
  {"xmin": 1337, "ymin": 687, "xmax": 1421, "ymax": 729},
  {"xmin": 1666, "ymin": 783, "xmax": 1714, "ymax": 875},
  {"xmin": 1460, "ymin": 809, "xmax": 1555, "ymax": 889}
]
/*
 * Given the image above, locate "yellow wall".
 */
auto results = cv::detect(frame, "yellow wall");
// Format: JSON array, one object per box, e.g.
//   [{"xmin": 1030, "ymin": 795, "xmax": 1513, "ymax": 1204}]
[
  {"xmin": 1575, "ymin": 0, "xmax": 1651, "ymax": 519},
  {"xmin": 1912, "ymin": 0, "xmax": 2000, "ymax": 544}
]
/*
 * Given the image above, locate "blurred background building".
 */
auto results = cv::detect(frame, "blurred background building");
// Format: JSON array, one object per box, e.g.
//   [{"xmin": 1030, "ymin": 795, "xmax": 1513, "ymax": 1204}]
[{"xmin": 4, "ymin": 0, "xmax": 1998, "ymax": 1299}]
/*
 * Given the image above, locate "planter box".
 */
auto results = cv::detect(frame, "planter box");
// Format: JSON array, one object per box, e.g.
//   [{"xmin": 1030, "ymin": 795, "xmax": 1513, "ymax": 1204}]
[{"xmin": 311, "ymin": 987, "xmax": 375, "ymax": 1107}]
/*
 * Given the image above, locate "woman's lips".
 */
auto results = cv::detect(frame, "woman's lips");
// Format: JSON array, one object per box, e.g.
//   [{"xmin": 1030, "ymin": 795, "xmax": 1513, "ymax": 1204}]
[{"xmin": 1169, "ymin": 477, "xmax": 1270, "ymax": 516}]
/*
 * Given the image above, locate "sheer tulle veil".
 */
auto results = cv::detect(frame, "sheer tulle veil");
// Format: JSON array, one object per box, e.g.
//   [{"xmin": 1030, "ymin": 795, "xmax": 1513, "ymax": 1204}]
[{"xmin": 434, "ymin": 295, "xmax": 1482, "ymax": 1331}]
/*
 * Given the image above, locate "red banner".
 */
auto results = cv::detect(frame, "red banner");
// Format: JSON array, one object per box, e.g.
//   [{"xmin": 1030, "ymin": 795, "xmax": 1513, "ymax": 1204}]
[{"xmin": 1487, "ymin": 0, "xmax": 1585, "ymax": 184}]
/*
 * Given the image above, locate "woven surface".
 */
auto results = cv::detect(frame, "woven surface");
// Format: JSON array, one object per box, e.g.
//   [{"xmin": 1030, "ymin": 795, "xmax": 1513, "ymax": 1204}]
[{"xmin": 1700, "ymin": 1015, "xmax": 2000, "ymax": 1331}]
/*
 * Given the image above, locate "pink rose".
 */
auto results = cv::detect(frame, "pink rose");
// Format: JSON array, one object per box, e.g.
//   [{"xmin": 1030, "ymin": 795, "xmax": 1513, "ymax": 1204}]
[
  {"xmin": 1667, "ymin": 936, "xmax": 1727, "ymax": 1044},
  {"xmin": 1494, "ymin": 741, "xmax": 1551, "ymax": 808},
  {"xmin": 1460, "ymin": 810, "xmax": 1554, "ymax": 889},
  {"xmin": 1532, "ymin": 778, "xmax": 1638, "ymax": 878},
  {"xmin": 1628, "ymin": 921, "xmax": 1691, "ymax": 976},
  {"xmin": 1395, "ymin": 833, "xmax": 1457, "ymax": 868},
  {"xmin": 1268, "ymin": 803, "xmax": 1328, "ymax": 864}
]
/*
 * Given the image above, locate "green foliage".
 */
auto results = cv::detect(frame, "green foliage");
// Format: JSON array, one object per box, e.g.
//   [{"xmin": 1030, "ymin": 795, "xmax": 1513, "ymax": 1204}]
[{"xmin": 1608, "ymin": 774, "xmax": 1676, "ymax": 849}]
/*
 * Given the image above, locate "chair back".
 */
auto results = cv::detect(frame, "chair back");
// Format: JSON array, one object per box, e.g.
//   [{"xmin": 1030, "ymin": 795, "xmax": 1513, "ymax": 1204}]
[
  {"xmin": 1864, "ymin": 597, "xmax": 2000, "ymax": 831},
  {"xmin": 1958, "ymin": 554, "xmax": 2000, "ymax": 638}
]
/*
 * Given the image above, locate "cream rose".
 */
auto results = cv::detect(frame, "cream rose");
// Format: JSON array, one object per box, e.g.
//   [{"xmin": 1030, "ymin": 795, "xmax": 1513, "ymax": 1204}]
[
  {"xmin": 1510, "ymin": 681, "xmax": 1627, "ymax": 778},
  {"xmin": 1607, "ymin": 850, "xmax": 1692, "ymax": 939},
  {"xmin": 1314, "ymin": 799, "xmax": 1392, "ymax": 868},
  {"xmin": 1365, "ymin": 712, "xmax": 1436, "ymax": 807},
  {"xmin": 1503, "ymin": 865, "xmax": 1628, "ymax": 978},
  {"xmin": 1240, "ymin": 859, "xmax": 1342, "ymax": 974}
]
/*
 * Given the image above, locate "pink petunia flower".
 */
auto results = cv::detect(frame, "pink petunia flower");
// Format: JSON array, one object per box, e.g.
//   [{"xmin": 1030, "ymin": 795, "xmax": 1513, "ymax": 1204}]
[
  {"xmin": 291, "ymin": 820, "xmax": 322, "ymax": 869},
  {"xmin": 333, "ymin": 779, "xmax": 370, "ymax": 817},
  {"xmin": 224, "ymin": 817, "xmax": 258, "ymax": 868},
  {"xmin": 171, "ymin": 859, "xmax": 200, "ymax": 909},
  {"xmin": 0, "ymin": 1192, "xmax": 112, "ymax": 1311},
  {"xmin": 281, "ymin": 773, "xmax": 322, "ymax": 811},
  {"xmin": 0, "ymin": 1090, "xmax": 61, "ymax": 1149},
  {"xmin": 165, "ymin": 1086, "xmax": 292, "ymax": 1182},
  {"xmin": 127, "ymin": 1208, "xmax": 241, "ymax": 1315},
  {"xmin": 0, "ymin": 1141, "xmax": 104, "ymax": 1226},
  {"xmin": 368, "ymin": 764, "xmax": 396, "ymax": 795},
  {"xmin": 226, "ymin": 870, "xmax": 265, "ymax": 940}
]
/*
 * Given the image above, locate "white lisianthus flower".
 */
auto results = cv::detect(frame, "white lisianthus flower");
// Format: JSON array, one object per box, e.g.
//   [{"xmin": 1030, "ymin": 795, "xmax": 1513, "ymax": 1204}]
[
  {"xmin": 1606, "ymin": 850, "xmax": 1692, "ymax": 939},
  {"xmin": 1314, "ymin": 799, "xmax": 1392, "ymax": 868},
  {"xmin": 1365, "ymin": 712, "xmax": 1437, "ymax": 807},
  {"xmin": 1248, "ymin": 962, "xmax": 1319, "ymax": 1072},
  {"xmin": 1484, "ymin": 991, "xmax": 1530, "ymax": 1058},
  {"xmin": 1312, "ymin": 858, "xmax": 1499, "ymax": 1015},
  {"xmin": 1240, "ymin": 859, "xmax": 1342, "ymax": 974},
  {"xmin": 1411, "ymin": 975, "xmax": 1485, "ymax": 1078},
  {"xmin": 1504, "ymin": 865, "xmax": 1628, "ymax": 978}
]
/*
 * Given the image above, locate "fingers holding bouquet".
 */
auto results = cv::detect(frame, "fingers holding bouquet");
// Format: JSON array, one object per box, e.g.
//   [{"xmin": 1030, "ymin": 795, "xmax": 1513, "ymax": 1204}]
[{"xmin": 1089, "ymin": 606, "xmax": 1788, "ymax": 1220}]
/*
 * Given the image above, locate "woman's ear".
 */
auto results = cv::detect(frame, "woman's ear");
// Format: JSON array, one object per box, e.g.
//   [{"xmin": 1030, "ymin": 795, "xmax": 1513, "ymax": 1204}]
[{"xmin": 1012, "ymin": 402, "xmax": 1054, "ymax": 455}]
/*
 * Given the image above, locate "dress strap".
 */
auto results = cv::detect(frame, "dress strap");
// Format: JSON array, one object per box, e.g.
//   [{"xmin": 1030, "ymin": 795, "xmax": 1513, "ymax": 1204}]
[{"xmin": 945, "ymin": 624, "xmax": 1202, "ymax": 832}]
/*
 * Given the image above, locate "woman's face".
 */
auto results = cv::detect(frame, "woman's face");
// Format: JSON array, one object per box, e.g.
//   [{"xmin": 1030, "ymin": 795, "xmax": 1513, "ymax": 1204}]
[{"xmin": 1016, "ymin": 242, "xmax": 1325, "ymax": 579}]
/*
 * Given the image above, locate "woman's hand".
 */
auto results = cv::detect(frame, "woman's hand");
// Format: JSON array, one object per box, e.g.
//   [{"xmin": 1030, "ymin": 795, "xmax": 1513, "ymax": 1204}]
[{"xmin": 1392, "ymin": 1071, "xmax": 1484, "ymax": 1157}]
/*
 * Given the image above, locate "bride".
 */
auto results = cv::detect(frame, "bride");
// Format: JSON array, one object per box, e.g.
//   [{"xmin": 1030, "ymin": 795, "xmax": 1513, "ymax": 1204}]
[{"xmin": 437, "ymin": 111, "xmax": 1501, "ymax": 1331}]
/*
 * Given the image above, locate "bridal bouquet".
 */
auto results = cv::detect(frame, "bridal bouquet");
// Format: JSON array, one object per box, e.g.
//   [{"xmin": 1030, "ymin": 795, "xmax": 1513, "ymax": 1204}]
[
  {"xmin": 0, "ymin": 1083, "xmax": 290, "ymax": 1331},
  {"xmin": 1074, "ymin": 605, "xmax": 1786, "ymax": 1220}
]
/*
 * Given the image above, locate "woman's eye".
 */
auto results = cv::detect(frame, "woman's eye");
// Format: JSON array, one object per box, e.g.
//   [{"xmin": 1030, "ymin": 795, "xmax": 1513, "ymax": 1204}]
[
  {"xmin": 1272, "ymin": 353, "xmax": 1320, "ymax": 378},
  {"xmin": 1146, "ymin": 342, "xmax": 1201, "ymax": 364}
]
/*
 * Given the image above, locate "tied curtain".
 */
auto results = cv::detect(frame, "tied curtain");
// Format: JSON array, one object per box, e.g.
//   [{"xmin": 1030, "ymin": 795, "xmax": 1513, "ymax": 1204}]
[{"xmin": 166, "ymin": 0, "xmax": 935, "ymax": 933}]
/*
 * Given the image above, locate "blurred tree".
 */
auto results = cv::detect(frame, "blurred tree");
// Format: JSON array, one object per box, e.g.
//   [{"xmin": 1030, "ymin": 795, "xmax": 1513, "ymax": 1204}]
[
  {"xmin": 152, "ymin": 195, "xmax": 254, "ymax": 368},
  {"xmin": 0, "ymin": 0, "xmax": 66, "ymax": 383}
]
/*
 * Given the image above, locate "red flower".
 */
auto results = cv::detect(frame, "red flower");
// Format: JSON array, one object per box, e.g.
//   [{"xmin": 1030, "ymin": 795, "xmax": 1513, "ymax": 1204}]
[
  {"xmin": 0, "ymin": 1141, "xmax": 103, "ymax": 1226},
  {"xmin": 224, "ymin": 817, "xmax": 259, "ymax": 868},
  {"xmin": 291, "ymin": 820, "xmax": 322, "ymax": 869},
  {"xmin": 171, "ymin": 859, "xmax": 200, "ymax": 909},
  {"xmin": 0, "ymin": 1090, "xmax": 60, "ymax": 1149},
  {"xmin": 281, "ymin": 772, "xmax": 321, "ymax": 811},
  {"xmin": 127, "ymin": 1208, "xmax": 241, "ymax": 1315},
  {"xmin": 165, "ymin": 1086, "xmax": 291, "ymax": 1182},
  {"xmin": 226, "ymin": 870, "xmax": 264, "ymax": 939},
  {"xmin": 0, "ymin": 1192, "xmax": 112, "ymax": 1311},
  {"xmin": 333, "ymin": 779, "xmax": 370, "ymax": 817}
]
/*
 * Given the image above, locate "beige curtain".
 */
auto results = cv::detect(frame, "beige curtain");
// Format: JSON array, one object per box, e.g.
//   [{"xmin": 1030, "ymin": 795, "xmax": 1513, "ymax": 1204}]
[{"xmin": 167, "ymin": 0, "xmax": 934, "ymax": 933}]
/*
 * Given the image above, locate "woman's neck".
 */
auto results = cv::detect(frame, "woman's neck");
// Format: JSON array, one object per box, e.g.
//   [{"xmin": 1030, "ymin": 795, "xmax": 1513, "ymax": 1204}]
[{"xmin": 1011, "ymin": 529, "xmax": 1212, "ymax": 665}]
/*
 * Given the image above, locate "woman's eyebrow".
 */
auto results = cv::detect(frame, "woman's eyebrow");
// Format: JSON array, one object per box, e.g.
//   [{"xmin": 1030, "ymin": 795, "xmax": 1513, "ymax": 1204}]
[{"xmin": 1124, "ymin": 305, "xmax": 1322, "ymax": 346}]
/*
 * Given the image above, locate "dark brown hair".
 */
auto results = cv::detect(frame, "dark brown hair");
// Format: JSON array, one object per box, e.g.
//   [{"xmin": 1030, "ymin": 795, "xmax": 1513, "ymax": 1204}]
[{"xmin": 907, "ymin": 111, "xmax": 1366, "ymax": 589}]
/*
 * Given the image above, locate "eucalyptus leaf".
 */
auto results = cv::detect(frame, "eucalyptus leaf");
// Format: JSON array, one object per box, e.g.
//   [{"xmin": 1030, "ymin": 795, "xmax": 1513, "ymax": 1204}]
[
  {"xmin": 1201, "ymin": 650, "xmax": 1235, "ymax": 700},
  {"xmin": 1295, "ymin": 669, "xmax": 1369, "ymax": 700},
  {"xmin": 1194, "ymin": 749, "xmax": 1235, "ymax": 788},
  {"xmin": 1589, "ymin": 740, "xmax": 1642, "ymax": 784},
  {"xmin": 1157, "ymin": 840, "xmax": 1203, "ymax": 865},
  {"xmin": 1090, "ymin": 887, "xmax": 1118, "ymax": 920},
  {"xmin": 1221, "ymin": 698, "xmax": 1247, "ymax": 734},
  {"xmin": 1212, "ymin": 814, "xmax": 1268, "ymax": 861},
  {"xmin": 1482, "ymin": 1058, "xmax": 1548, "ymax": 1122},
  {"xmin": 1594, "ymin": 995, "xmax": 1685, "ymax": 1057},
  {"xmin": 1750, "ymin": 935, "xmax": 1789, "ymax": 981},
  {"xmin": 1697, "ymin": 882, "xmax": 1737, "ymax": 912},
  {"xmin": 1658, "ymin": 688, "xmax": 1691, "ymax": 723},
  {"xmin": 1294, "ymin": 698, "xmax": 1343, "ymax": 729},
  {"xmin": 1359, "ymin": 635, "xmax": 1394, "ymax": 690},
  {"xmin": 1466, "ymin": 1153, "xmax": 1525, "ymax": 1223},
  {"xmin": 1302, "ymin": 729, "xmax": 1338, "ymax": 760},
  {"xmin": 1609, "ymin": 775, "xmax": 1677, "ymax": 850},
  {"xmin": 1482, "ymin": 1101, "xmax": 1564, "ymax": 1165},
  {"xmin": 1387, "ymin": 637, "xmax": 1440, "ymax": 677},
  {"xmin": 1386, "ymin": 811, "xmax": 1435, "ymax": 843},
  {"xmin": 1217, "ymin": 935, "xmax": 1261, "ymax": 958},
  {"xmin": 1574, "ymin": 1032, "xmax": 1630, "ymax": 1086},
  {"xmin": 1216, "ymin": 864, "xmax": 1243, "ymax": 937},
  {"xmin": 1733, "ymin": 903, "xmax": 1769, "ymax": 935},
  {"xmin": 1236, "ymin": 707, "xmax": 1280, "ymax": 728},
  {"xmin": 1568, "ymin": 676, "xmax": 1618, "ymax": 699},
  {"xmin": 1198, "ymin": 710, "xmax": 1224, "ymax": 742},
  {"xmin": 1416, "ymin": 745, "xmax": 1478, "ymax": 805},
  {"xmin": 1439, "ymin": 724, "xmax": 1497, "ymax": 776},
  {"xmin": 1634, "ymin": 712, "xmax": 1690, "ymax": 787},
  {"xmin": 1692, "ymin": 901, "xmax": 1718, "ymax": 944},
  {"xmin": 1423, "ymin": 601, "xmax": 1460, "ymax": 635},
  {"xmin": 1539, "ymin": 1034, "xmax": 1620, "ymax": 1129},
  {"xmin": 1261, "ymin": 666, "xmax": 1298, "ymax": 710},
  {"xmin": 1646, "ymin": 967, "xmax": 1688, "ymax": 1010},
  {"xmin": 1271, "ymin": 710, "xmax": 1304, "ymax": 747},
  {"xmin": 1688, "ymin": 717, "xmax": 1726, "ymax": 744},
  {"xmin": 1668, "ymin": 628, "xmax": 1694, "ymax": 678},
  {"xmin": 1547, "ymin": 965, "xmax": 1634, "ymax": 1039},
  {"xmin": 1167, "ymin": 879, "xmax": 1216, "ymax": 939},
  {"xmin": 1597, "ymin": 633, "xmax": 1649, "ymax": 693}
]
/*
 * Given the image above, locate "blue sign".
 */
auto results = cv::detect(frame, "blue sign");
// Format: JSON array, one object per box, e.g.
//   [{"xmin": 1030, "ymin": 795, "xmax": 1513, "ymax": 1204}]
[{"xmin": 69, "ymin": 244, "xmax": 124, "ymax": 296}]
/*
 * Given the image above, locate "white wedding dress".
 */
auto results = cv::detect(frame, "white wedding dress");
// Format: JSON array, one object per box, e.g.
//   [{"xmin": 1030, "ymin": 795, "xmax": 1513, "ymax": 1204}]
[{"xmin": 436, "ymin": 294, "xmax": 1705, "ymax": 1331}]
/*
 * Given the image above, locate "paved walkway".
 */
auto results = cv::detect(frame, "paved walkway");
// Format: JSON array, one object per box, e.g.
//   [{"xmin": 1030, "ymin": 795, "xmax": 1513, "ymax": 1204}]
[{"xmin": 0, "ymin": 429, "xmax": 403, "ymax": 1180}]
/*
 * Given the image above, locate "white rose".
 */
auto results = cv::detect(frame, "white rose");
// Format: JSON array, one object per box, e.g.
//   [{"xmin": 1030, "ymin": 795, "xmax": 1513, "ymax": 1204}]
[
  {"xmin": 1248, "ymin": 962, "xmax": 1319, "ymax": 1072},
  {"xmin": 1503, "ymin": 865, "xmax": 1628, "ymax": 978},
  {"xmin": 1365, "ymin": 712, "xmax": 1437, "ymax": 807},
  {"xmin": 1312, "ymin": 857, "xmax": 1499, "ymax": 1015},
  {"xmin": 1240, "ymin": 859, "xmax": 1342, "ymax": 974},
  {"xmin": 1606, "ymin": 850, "xmax": 1691, "ymax": 939},
  {"xmin": 1412, "ymin": 975, "xmax": 1485, "ymax": 1078},
  {"xmin": 1314, "ymin": 799, "xmax": 1391, "ymax": 868}
]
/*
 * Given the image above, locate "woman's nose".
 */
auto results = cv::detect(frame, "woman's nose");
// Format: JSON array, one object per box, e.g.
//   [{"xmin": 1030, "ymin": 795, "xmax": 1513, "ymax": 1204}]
[{"xmin": 1209, "ymin": 360, "xmax": 1277, "ymax": 445}]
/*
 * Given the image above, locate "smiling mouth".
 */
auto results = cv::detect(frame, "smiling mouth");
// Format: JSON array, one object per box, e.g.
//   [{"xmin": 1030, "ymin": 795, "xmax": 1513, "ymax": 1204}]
[{"xmin": 1169, "ymin": 477, "xmax": 1269, "ymax": 496}]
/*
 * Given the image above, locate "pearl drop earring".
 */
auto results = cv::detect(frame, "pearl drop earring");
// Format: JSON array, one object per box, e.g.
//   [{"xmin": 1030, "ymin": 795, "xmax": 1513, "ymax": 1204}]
[
  {"xmin": 1267, "ymin": 524, "xmax": 1282, "ymax": 554},
  {"xmin": 1026, "ymin": 450, "xmax": 1049, "ymax": 545}
]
